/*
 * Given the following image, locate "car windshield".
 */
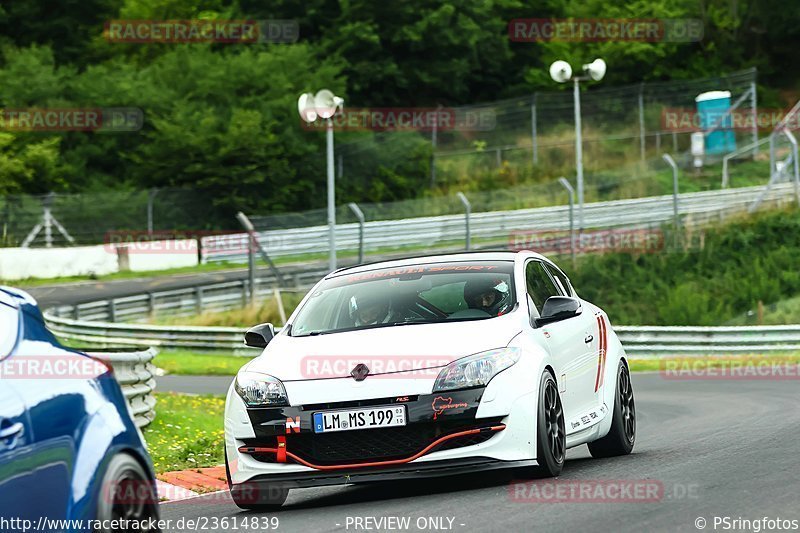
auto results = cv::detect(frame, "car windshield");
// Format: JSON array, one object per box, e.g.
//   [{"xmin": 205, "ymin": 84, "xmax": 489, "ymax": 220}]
[{"xmin": 289, "ymin": 261, "xmax": 516, "ymax": 337}]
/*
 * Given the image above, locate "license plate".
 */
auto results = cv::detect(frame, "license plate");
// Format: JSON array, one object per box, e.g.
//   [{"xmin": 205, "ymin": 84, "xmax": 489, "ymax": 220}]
[{"xmin": 313, "ymin": 405, "xmax": 407, "ymax": 433}]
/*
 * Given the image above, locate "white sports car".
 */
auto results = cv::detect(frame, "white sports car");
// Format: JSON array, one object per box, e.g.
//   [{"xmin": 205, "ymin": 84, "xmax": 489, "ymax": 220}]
[{"xmin": 224, "ymin": 251, "xmax": 635, "ymax": 509}]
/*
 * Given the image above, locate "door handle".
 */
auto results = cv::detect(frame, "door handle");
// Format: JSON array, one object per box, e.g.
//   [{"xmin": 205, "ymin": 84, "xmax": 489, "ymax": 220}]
[
  {"xmin": 584, "ymin": 334, "xmax": 594, "ymax": 344},
  {"xmin": 0, "ymin": 422, "xmax": 24, "ymax": 441}
]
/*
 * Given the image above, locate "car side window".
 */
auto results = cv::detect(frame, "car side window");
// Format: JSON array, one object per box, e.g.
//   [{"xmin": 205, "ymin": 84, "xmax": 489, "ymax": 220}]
[
  {"xmin": 0, "ymin": 304, "xmax": 19, "ymax": 358},
  {"xmin": 545, "ymin": 263, "xmax": 573, "ymax": 297},
  {"xmin": 525, "ymin": 261, "xmax": 560, "ymax": 313}
]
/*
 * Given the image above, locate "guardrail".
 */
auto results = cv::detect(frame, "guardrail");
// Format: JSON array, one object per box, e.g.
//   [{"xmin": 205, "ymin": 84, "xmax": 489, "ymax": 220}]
[
  {"xmin": 88, "ymin": 348, "xmax": 157, "ymax": 428},
  {"xmin": 202, "ymin": 183, "xmax": 798, "ymax": 263},
  {"xmin": 46, "ymin": 313, "xmax": 800, "ymax": 357},
  {"xmin": 48, "ymin": 276, "xmax": 320, "ymax": 324},
  {"xmin": 615, "ymin": 325, "xmax": 800, "ymax": 355}
]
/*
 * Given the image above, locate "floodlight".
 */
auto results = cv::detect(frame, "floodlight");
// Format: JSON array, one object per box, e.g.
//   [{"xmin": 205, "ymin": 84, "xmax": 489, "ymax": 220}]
[
  {"xmin": 314, "ymin": 89, "xmax": 339, "ymax": 119},
  {"xmin": 297, "ymin": 93, "xmax": 317, "ymax": 123},
  {"xmin": 583, "ymin": 58, "xmax": 607, "ymax": 81},
  {"xmin": 549, "ymin": 60, "xmax": 572, "ymax": 83}
]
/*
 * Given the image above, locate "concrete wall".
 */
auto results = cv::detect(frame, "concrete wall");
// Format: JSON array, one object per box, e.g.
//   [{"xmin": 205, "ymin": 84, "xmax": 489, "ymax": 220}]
[
  {"xmin": 0, "ymin": 245, "xmax": 118, "ymax": 280},
  {"xmin": 0, "ymin": 240, "xmax": 199, "ymax": 281}
]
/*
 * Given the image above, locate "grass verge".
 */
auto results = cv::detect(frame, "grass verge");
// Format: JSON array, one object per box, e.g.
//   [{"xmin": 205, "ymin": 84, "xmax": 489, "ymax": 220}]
[
  {"xmin": 143, "ymin": 393, "xmax": 225, "ymax": 474},
  {"xmin": 155, "ymin": 350, "xmax": 252, "ymax": 375}
]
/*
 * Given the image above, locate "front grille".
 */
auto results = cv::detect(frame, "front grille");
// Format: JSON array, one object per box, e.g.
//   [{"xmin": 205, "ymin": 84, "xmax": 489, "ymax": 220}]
[{"xmin": 242, "ymin": 418, "xmax": 503, "ymax": 466}]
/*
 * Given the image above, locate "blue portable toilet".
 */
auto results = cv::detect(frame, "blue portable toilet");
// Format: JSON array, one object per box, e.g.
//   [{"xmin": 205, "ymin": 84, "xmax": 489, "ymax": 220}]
[{"xmin": 695, "ymin": 91, "xmax": 737, "ymax": 155}]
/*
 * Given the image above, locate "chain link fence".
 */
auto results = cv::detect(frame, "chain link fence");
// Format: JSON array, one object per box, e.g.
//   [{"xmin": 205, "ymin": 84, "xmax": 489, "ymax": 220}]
[{"xmin": 1, "ymin": 69, "xmax": 770, "ymax": 251}]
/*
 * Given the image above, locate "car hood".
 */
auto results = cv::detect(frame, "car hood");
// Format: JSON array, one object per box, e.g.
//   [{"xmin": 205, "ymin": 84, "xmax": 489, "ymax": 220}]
[{"xmin": 245, "ymin": 316, "xmax": 523, "ymax": 382}]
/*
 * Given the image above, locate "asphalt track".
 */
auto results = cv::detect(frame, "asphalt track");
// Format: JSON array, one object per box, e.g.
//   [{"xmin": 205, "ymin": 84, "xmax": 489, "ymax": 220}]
[
  {"xmin": 23, "ymin": 267, "xmax": 277, "ymax": 308},
  {"xmin": 158, "ymin": 373, "xmax": 800, "ymax": 533}
]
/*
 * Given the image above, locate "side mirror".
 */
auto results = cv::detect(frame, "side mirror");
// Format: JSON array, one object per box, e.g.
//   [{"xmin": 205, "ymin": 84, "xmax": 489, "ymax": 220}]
[
  {"xmin": 244, "ymin": 323, "xmax": 275, "ymax": 348},
  {"xmin": 535, "ymin": 296, "xmax": 582, "ymax": 327}
]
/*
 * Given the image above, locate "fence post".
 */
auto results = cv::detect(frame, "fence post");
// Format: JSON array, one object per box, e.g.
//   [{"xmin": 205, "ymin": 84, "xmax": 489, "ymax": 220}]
[
  {"xmin": 531, "ymin": 93, "xmax": 538, "ymax": 165},
  {"xmin": 148, "ymin": 293, "xmax": 156, "ymax": 316},
  {"xmin": 456, "ymin": 192, "xmax": 471, "ymax": 251},
  {"xmin": 195, "ymin": 286, "xmax": 204, "ymax": 314},
  {"xmin": 147, "ymin": 188, "xmax": 159, "ymax": 237},
  {"xmin": 348, "ymin": 202, "xmax": 366, "ymax": 264},
  {"xmin": 108, "ymin": 300, "xmax": 117, "ymax": 322},
  {"xmin": 662, "ymin": 154, "xmax": 680, "ymax": 246},
  {"xmin": 274, "ymin": 286, "xmax": 287, "ymax": 325},
  {"xmin": 638, "ymin": 83, "xmax": 646, "ymax": 164},
  {"xmin": 430, "ymin": 106, "xmax": 439, "ymax": 187},
  {"xmin": 750, "ymin": 81, "xmax": 758, "ymax": 156},
  {"xmin": 557, "ymin": 177, "xmax": 576, "ymax": 268}
]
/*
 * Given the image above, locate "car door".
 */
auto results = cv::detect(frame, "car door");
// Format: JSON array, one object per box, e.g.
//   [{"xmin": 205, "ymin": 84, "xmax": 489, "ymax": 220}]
[
  {"xmin": 0, "ymin": 298, "xmax": 74, "ymax": 522},
  {"xmin": 541, "ymin": 262, "xmax": 603, "ymax": 420},
  {"xmin": 0, "ymin": 301, "xmax": 41, "ymax": 523},
  {"xmin": 524, "ymin": 260, "xmax": 596, "ymax": 422}
]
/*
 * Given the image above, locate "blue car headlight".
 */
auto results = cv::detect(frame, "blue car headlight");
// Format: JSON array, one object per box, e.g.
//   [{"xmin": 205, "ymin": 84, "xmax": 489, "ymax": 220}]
[
  {"xmin": 234, "ymin": 371, "xmax": 289, "ymax": 407},
  {"xmin": 433, "ymin": 347, "xmax": 521, "ymax": 392}
]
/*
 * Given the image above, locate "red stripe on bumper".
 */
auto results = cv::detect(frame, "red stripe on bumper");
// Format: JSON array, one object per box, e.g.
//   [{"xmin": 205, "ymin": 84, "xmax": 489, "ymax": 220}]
[{"xmin": 238, "ymin": 424, "xmax": 506, "ymax": 471}]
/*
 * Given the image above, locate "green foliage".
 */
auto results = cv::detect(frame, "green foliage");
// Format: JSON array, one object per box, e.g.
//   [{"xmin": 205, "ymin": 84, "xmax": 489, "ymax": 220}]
[
  {"xmin": 568, "ymin": 210, "xmax": 800, "ymax": 325},
  {"xmin": 0, "ymin": 0, "xmax": 799, "ymax": 213}
]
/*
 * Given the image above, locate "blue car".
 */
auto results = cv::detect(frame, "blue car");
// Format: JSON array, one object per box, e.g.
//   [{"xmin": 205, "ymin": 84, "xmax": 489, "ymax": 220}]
[{"xmin": 0, "ymin": 287, "xmax": 159, "ymax": 531}]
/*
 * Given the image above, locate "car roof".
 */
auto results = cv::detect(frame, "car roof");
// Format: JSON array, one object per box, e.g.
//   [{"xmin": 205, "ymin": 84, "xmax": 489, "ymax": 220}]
[{"xmin": 328, "ymin": 250, "xmax": 548, "ymax": 278}]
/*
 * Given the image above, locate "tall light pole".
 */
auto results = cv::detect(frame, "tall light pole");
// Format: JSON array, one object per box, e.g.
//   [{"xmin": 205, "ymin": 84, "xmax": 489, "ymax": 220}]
[
  {"xmin": 298, "ymin": 90, "xmax": 344, "ymax": 271},
  {"xmin": 549, "ymin": 58, "xmax": 606, "ymax": 229}
]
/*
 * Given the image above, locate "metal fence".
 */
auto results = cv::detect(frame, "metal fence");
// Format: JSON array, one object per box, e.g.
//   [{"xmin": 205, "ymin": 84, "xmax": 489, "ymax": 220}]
[
  {"xmin": 89, "ymin": 348, "xmax": 157, "ymax": 428},
  {"xmin": 48, "ymin": 313, "xmax": 800, "ymax": 358},
  {"xmin": 615, "ymin": 325, "xmax": 800, "ymax": 355},
  {"xmin": 202, "ymin": 182, "xmax": 798, "ymax": 264},
  {"xmin": 47, "ymin": 274, "xmax": 324, "ymax": 324}
]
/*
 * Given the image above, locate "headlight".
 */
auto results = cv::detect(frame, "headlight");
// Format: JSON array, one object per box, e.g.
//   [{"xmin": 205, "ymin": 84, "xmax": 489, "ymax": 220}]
[
  {"xmin": 433, "ymin": 347, "xmax": 521, "ymax": 392},
  {"xmin": 234, "ymin": 371, "xmax": 289, "ymax": 407}
]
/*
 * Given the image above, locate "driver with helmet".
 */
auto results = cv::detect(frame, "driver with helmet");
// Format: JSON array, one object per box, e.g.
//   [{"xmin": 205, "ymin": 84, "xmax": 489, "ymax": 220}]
[
  {"xmin": 463, "ymin": 277, "xmax": 509, "ymax": 316},
  {"xmin": 350, "ymin": 292, "xmax": 392, "ymax": 326}
]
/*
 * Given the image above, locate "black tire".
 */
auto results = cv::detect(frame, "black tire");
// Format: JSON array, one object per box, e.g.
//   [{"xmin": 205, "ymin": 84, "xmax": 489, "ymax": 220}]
[
  {"xmin": 588, "ymin": 360, "xmax": 636, "ymax": 458},
  {"xmin": 226, "ymin": 447, "xmax": 289, "ymax": 510},
  {"xmin": 535, "ymin": 370, "xmax": 565, "ymax": 477},
  {"xmin": 95, "ymin": 453, "xmax": 159, "ymax": 532}
]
